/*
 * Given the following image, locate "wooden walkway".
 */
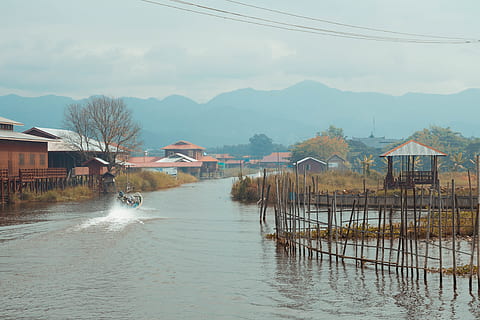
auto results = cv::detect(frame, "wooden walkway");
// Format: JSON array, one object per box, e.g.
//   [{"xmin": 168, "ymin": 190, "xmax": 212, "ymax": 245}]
[{"xmin": 0, "ymin": 168, "xmax": 67, "ymax": 204}]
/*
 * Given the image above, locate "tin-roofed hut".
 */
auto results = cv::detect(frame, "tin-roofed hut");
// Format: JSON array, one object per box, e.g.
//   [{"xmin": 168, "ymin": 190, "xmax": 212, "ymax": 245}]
[{"xmin": 380, "ymin": 140, "xmax": 447, "ymax": 189}]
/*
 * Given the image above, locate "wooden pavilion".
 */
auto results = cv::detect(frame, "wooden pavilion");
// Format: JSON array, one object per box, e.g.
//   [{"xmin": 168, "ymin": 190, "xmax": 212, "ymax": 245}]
[{"xmin": 380, "ymin": 140, "xmax": 447, "ymax": 189}]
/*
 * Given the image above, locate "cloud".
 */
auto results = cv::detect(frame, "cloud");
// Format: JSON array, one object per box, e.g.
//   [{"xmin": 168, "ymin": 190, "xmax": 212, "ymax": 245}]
[{"xmin": 0, "ymin": 0, "xmax": 479, "ymax": 101}]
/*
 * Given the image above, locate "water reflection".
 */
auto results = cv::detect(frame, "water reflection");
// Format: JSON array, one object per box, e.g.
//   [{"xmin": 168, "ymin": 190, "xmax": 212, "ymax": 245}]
[{"xmin": 2, "ymin": 179, "xmax": 480, "ymax": 319}]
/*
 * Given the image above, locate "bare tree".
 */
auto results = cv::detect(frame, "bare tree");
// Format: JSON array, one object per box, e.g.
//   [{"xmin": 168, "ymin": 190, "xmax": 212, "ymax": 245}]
[{"xmin": 64, "ymin": 96, "xmax": 141, "ymax": 170}]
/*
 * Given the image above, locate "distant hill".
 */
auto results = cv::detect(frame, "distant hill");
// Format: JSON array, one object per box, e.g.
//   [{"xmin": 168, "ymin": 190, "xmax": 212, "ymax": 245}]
[{"xmin": 1, "ymin": 81, "xmax": 479, "ymax": 148}]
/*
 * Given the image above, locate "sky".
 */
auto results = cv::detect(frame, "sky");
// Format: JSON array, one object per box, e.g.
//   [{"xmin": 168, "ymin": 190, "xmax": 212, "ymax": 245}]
[{"xmin": 1, "ymin": 0, "xmax": 480, "ymax": 103}]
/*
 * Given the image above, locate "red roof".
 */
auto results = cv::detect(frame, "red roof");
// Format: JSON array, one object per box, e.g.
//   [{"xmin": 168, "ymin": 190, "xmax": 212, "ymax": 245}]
[
  {"xmin": 131, "ymin": 162, "xmax": 203, "ymax": 168},
  {"xmin": 199, "ymin": 156, "xmax": 219, "ymax": 162},
  {"xmin": 380, "ymin": 140, "xmax": 447, "ymax": 157},
  {"xmin": 162, "ymin": 140, "xmax": 205, "ymax": 150},
  {"xmin": 260, "ymin": 152, "xmax": 291, "ymax": 163},
  {"xmin": 128, "ymin": 156, "xmax": 163, "ymax": 163}
]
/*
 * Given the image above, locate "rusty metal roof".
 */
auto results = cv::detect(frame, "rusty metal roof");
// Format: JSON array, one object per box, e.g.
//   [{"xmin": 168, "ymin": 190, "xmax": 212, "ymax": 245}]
[
  {"xmin": 380, "ymin": 140, "xmax": 447, "ymax": 157},
  {"xmin": 162, "ymin": 140, "xmax": 205, "ymax": 150}
]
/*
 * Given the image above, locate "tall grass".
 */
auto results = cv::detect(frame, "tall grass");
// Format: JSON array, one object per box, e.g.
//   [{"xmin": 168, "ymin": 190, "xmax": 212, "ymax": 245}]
[
  {"xmin": 115, "ymin": 171, "xmax": 197, "ymax": 192},
  {"xmin": 231, "ymin": 170, "xmax": 384, "ymax": 203}
]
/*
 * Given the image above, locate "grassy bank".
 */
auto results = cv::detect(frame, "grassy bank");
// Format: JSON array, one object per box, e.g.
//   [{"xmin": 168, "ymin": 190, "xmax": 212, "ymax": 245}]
[
  {"xmin": 12, "ymin": 185, "xmax": 94, "ymax": 203},
  {"xmin": 231, "ymin": 170, "xmax": 480, "ymax": 203},
  {"xmin": 115, "ymin": 171, "xmax": 197, "ymax": 192},
  {"xmin": 231, "ymin": 170, "xmax": 384, "ymax": 203},
  {"xmin": 10, "ymin": 171, "xmax": 197, "ymax": 204}
]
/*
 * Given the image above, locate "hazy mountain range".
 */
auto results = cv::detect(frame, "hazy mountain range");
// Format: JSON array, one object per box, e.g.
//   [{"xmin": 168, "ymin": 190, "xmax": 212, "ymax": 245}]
[{"xmin": 1, "ymin": 80, "xmax": 479, "ymax": 149}]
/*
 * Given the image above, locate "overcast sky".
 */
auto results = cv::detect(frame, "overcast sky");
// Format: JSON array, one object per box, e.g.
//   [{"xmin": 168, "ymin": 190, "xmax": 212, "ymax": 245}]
[{"xmin": 1, "ymin": 0, "xmax": 479, "ymax": 102}]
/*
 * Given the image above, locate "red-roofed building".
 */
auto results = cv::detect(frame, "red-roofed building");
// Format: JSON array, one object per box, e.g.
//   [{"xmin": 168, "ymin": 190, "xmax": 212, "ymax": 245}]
[
  {"xmin": 259, "ymin": 152, "xmax": 291, "ymax": 168},
  {"xmin": 129, "ymin": 140, "xmax": 218, "ymax": 178},
  {"xmin": 162, "ymin": 140, "xmax": 205, "ymax": 160},
  {"xmin": 0, "ymin": 116, "xmax": 51, "ymax": 177}
]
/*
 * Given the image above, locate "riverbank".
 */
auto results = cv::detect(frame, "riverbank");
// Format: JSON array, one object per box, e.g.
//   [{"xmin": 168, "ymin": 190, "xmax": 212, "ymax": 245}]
[
  {"xmin": 231, "ymin": 170, "xmax": 384, "ymax": 202},
  {"xmin": 231, "ymin": 170, "xmax": 479, "ymax": 203},
  {"xmin": 115, "ymin": 171, "xmax": 197, "ymax": 192},
  {"xmin": 10, "ymin": 171, "xmax": 197, "ymax": 204}
]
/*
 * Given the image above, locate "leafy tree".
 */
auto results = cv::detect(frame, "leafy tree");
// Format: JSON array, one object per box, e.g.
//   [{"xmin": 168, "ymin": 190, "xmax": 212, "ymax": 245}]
[
  {"xmin": 318, "ymin": 125, "xmax": 345, "ymax": 139},
  {"xmin": 64, "ymin": 96, "xmax": 141, "ymax": 171},
  {"xmin": 403, "ymin": 126, "xmax": 472, "ymax": 172},
  {"xmin": 408, "ymin": 126, "xmax": 468, "ymax": 155},
  {"xmin": 249, "ymin": 133, "xmax": 273, "ymax": 157},
  {"xmin": 291, "ymin": 135, "xmax": 348, "ymax": 162}
]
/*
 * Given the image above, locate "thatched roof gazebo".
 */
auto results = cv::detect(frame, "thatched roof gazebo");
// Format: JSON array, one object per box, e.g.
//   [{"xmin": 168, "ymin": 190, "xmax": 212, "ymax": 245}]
[{"xmin": 380, "ymin": 140, "xmax": 447, "ymax": 189}]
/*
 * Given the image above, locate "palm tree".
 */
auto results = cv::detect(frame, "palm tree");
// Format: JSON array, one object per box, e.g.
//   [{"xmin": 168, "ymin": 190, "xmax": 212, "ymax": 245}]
[
  {"xmin": 361, "ymin": 154, "xmax": 374, "ymax": 176},
  {"xmin": 451, "ymin": 152, "xmax": 466, "ymax": 172}
]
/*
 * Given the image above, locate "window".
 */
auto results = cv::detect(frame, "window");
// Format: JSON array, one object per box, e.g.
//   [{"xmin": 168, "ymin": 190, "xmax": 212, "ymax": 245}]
[
  {"xmin": 40, "ymin": 154, "xmax": 46, "ymax": 166},
  {"xmin": 19, "ymin": 153, "xmax": 25, "ymax": 165},
  {"xmin": 30, "ymin": 154, "xmax": 35, "ymax": 165}
]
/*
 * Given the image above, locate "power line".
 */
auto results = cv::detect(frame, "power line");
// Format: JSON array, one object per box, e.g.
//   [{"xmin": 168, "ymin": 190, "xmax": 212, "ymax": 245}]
[
  {"xmin": 222, "ymin": 0, "xmax": 476, "ymax": 42},
  {"xmin": 140, "ymin": 0, "xmax": 478, "ymax": 44}
]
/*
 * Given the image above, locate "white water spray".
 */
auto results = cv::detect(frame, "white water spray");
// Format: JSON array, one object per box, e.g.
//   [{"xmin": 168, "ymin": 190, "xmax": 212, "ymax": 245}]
[{"xmin": 78, "ymin": 202, "xmax": 145, "ymax": 232}]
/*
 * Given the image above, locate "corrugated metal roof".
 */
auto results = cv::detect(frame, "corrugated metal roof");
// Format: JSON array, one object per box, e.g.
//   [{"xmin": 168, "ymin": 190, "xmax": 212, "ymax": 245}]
[
  {"xmin": 0, "ymin": 116, "xmax": 23, "ymax": 126},
  {"xmin": 156, "ymin": 153, "xmax": 198, "ymax": 163},
  {"xmin": 296, "ymin": 157, "xmax": 327, "ymax": 165},
  {"xmin": 26, "ymin": 127, "xmax": 110, "ymax": 152},
  {"xmin": 0, "ymin": 130, "xmax": 52, "ymax": 142},
  {"xmin": 83, "ymin": 157, "xmax": 110, "ymax": 165},
  {"xmin": 380, "ymin": 140, "xmax": 447, "ymax": 157}
]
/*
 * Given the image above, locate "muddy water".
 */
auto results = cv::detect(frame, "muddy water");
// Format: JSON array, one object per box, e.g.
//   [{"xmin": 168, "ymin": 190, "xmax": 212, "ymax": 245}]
[{"xmin": 1, "ymin": 178, "xmax": 480, "ymax": 319}]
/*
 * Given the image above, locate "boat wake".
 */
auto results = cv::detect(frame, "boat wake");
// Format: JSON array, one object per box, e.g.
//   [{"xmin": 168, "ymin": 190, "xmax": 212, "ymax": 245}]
[{"xmin": 78, "ymin": 203, "xmax": 147, "ymax": 232}]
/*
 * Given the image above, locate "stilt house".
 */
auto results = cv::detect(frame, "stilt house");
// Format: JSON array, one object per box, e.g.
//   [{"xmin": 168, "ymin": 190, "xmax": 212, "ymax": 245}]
[{"xmin": 380, "ymin": 140, "xmax": 447, "ymax": 189}]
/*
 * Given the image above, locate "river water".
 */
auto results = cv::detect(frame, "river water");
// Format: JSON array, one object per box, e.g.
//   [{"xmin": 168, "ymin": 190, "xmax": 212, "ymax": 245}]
[{"xmin": 1, "ymin": 178, "xmax": 480, "ymax": 319}]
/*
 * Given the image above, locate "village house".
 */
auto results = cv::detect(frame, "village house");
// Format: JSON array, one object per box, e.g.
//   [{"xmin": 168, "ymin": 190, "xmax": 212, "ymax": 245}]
[
  {"xmin": 259, "ymin": 152, "xmax": 291, "ymax": 169},
  {"xmin": 129, "ymin": 140, "xmax": 218, "ymax": 178},
  {"xmin": 294, "ymin": 157, "xmax": 327, "ymax": 173},
  {"xmin": 0, "ymin": 117, "xmax": 52, "ymax": 176},
  {"xmin": 23, "ymin": 127, "xmax": 128, "ymax": 175},
  {"xmin": 0, "ymin": 117, "xmax": 70, "ymax": 203},
  {"xmin": 327, "ymin": 154, "xmax": 348, "ymax": 171}
]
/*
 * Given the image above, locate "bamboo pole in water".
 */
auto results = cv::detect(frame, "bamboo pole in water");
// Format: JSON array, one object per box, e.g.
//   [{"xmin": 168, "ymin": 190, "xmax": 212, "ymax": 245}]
[
  {"xmin": 375, "ymin": 203, "xmax": 382, "ymax": 270},
  {"xmin": 274, "ymin": 177, "xmax": 280, "ymax": 240},
  {"xmin": 342, "ymin": 200, "xmax": 357, "ymax": 259},
  {"xmin": 438, "ymin": 181, "xmax": 443, "ymax": 289},
  {"xmin": 424, "ymin": 188, "xmax": 433, "ymax": 284},
  {"xmin": 396, "ymin": 188, "xmax": 403, "ymax": 274},
  {"xmin": 381, "ymin": 189, "xmax": 387, "ymax": 271},
  {"xmin": 452, "ymin": 180, "xmax": 457, "ymax": 291},
  {"xmin": 360, "ymin": 191, "xmax": 368, "ymax": 267},
  {"xmin": 263, "ymin": 184, "xmax": 270, "ymax": 223},
  {"xmin": 413, "ymin": 186, "xmax": 419, "ymax": 279},
  {"xmin": 468, "ymin": 169, "xmax": 476, "ymax": 292},
  {"xmin": 259, "ymin": 169, "xmax": 266, "ymax": 222},
  {"xmin": 334, "ymin": 192, "xmax": 339, "ymax": 262},
  {"xmin": 309, "ymin": 177, "xmax": 315, "ymax": 258},
  {"xmin": 477, "ymin": 154, "xmax": 480, "ymax": 293}
]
